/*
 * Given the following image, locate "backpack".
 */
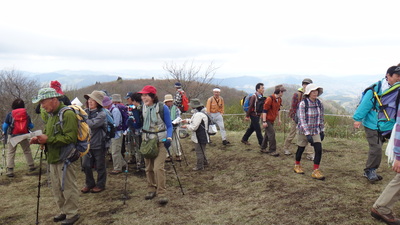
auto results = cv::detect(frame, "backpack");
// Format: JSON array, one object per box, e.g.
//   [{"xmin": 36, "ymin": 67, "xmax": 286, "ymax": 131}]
[
  {"xmin": 358, "ymin": 80, "xmax": 381, "ymax": 107},
  {"xmin": 10, "ymin": 108, "xmax": 29, "ymax": 136},
  {"xmin": 294, "ymin": 98, "xmax": 322, "ymax": 124},
  {"xmin": 178, "ymin": 91, "xmax": 189, "ymax": 113},
  {"xmin": 241, "ymin": 93, "xmax": 253, "ymax": 112},
  {"xmin": 201, "ymin": 112, "xmax": 217, "ymax": 135},
  {"xmin": 111, "ymin": 104, "xmax": 129, "ymax": 131},
  {"xmin": 102, "ymin": 108, "xmax": 116, "ymax": 141},
  {"xmin": 57, "ymin": 105, "xmax": 91, "ymax": 158},
  {"xmin": 255, "ymin": 95, "xmax": 266, "ymax": 114},
  {"xmin": 377, "ymin": 82, "xmax": 400, "ymax": 139}
]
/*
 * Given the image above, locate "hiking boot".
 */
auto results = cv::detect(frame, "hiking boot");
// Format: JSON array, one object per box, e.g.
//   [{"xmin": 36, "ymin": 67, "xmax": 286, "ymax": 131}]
[
  {"xmin": 158, "ymin": 197, "xmax": 169, "ymax": 205},
  {"xmin": 61, "ymin": 214, "xmax": 80, "ymax": 225},
  {"xmin": 6, "ymin": 168, "xmax": 14, "ymax": 177},
  {"xmin": 81, "ymin": 186, "xmax": 91, "ymax": 193},
  {"xmin": 222, "ymin": 140, "xmax": 230, "ymax": 145},
  {"xmin": 371, "ymin": 207, "xmax": 400, "ymax": 225},
  {"xmin": 145, "ymin": 192, "xmax": 156, "ymax": 200},
  {"xmin": 260, "ymin": 149, "xmax": 268, "ymax": 153},
  {"xmin": 306, "ymin": 153, "xmax": 314, "ymax": 161},
  {"xmin": 91, "ymin": 187, "xmax": 104, "ymax": 193},
  {"xmin": 29, "ymin": 165, "xmax": 37, "ymax": 172},
  {"xmin": 165, "ymin": 157, "xmax": 172, "ymax": 163},
  {"xmin": 241, "ymin": 140, "xmax": 251, "ymax": 145},
  {"xmin": 312, "ymin": 169, "xmax": 325, "ymax": 180},
  {"xmin": 175, "ymin": 156, "xmax": 182, "ymax": 162},
  {"xmin": 269, "ymin": 151, "xmax": 280, "ymax": 157},
  {"xmin": 364, "ymin": 168, "xmax": 380, "ymax": 182},
  {"xmin": 294, "ymin": 165, "xmax": 304, "ymax": 174},
  {"xmin": 53, "ymin": 214, "xmax": 67, "ymax": 222},
  {"xmin": 284, "ymin": 149, "xmax": 292, "ymax": 155}
]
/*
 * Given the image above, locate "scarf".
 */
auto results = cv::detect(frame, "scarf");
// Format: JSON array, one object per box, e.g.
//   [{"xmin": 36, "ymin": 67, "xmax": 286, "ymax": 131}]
[{"xmin": 143, "ymin": 104, "xmax": 158, "ymax": 131}]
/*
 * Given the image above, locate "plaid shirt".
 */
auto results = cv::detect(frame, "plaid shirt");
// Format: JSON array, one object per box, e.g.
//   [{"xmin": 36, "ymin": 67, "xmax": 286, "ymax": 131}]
[
  {"xmin": 289, "ymin": 91, "xmax": 302, "ymax": 119},
  {"xmin": 297, "ymin": 98, "xmax": 324, "ymax": 136}
]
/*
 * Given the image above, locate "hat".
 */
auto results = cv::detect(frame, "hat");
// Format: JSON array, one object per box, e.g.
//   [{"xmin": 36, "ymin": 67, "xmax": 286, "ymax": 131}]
[
  {"xmin": 102, "ymin": 96, "xmax": 113, "ymax": 107},
  {"xmin": 50, "ymin": 80, "xmax": 64, "ymax": 95},
  {"xmin": 32, "ymin": 88, "xmax": 63, "ymax": 104},
  {"xmin": 175, "ymin": 82, "xmax": 182, "ymax": 88},
  {"xmin": 302, "ymin": 78, "xmax": 313, "ymax": 84},
  {"xmin": 164, "ymin": 94, "xmax": 174, "ymax": 103},
  {"xmin": 213, "ymin": 87, "xmax": 221, "ymax": 92},
  {"xmin": 125, "ymin": 92, "xmax": 133, "ymax": 99},
  {"xmin": 84, "ymin": 90, "xmax": 105, "ymax": 106},
  {"xmin": 138, "ymin": 85, "xmax": 157, "ymax": 95},
  {"xmin": 111, "ymin": 94, "xmax": 122, "ymax": 102},
  {"xmin": 275, "ymin": 84, "xmax": 286, "ymax": 92},
  {"xmin": 189, "ymin": 98, "xmax": 203, "ymax": 108},
  {"xmin": 71, "ymin": 97, "xmax": 83, "ymax": 107},
  {"xmin": 304, "ymin": 84, "xmax": 323, "ymax": 96}
]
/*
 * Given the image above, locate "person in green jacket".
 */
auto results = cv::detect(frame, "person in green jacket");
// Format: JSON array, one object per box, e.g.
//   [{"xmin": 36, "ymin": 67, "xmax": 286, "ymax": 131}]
[{"xmin": 30, "ymin": 88, "xmax": 80, "ymax": 225}]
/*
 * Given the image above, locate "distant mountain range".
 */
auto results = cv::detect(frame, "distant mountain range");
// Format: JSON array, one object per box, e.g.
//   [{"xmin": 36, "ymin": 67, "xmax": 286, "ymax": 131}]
[{"xmin": 28, "ymin": 70, "xmax": 384, "ymax": 113}]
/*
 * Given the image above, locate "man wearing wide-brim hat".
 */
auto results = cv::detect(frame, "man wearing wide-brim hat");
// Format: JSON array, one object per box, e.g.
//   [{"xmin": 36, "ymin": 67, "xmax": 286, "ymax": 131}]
[
  {"xmin": 164, "ymin": 94, "xmax": 182, "ymax": 162},
  {"xmin": 30, "ymin": 88, "xmax": 80, "ymax": 225}
]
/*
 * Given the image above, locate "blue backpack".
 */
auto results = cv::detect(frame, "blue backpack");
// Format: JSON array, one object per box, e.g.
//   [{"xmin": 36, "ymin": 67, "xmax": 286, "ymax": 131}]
[
  {"xmin": 111, "ymin": 104, "xmax": 129, "ymax": 131},
  {"xmin": 102, "ymin": 108, "xmax": 116, "ymax": 141},
  {"xmin": 241, "ymin": 93, "xmax": 253, "ymax": 112},
  {"xmin": 377, "ymin": 82, "xmax": 400, "ymax": 138}
]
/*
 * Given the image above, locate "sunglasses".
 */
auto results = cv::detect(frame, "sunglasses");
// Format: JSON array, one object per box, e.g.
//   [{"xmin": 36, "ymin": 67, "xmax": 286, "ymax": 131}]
[{"xmin": 395, "ymin": 67, "xmax": 400, "ymax": 72}]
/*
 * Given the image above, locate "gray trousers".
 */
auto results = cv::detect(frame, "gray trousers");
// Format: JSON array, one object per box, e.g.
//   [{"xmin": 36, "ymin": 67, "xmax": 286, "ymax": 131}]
[
  {"xmin": 82, "ymin": 148, "xmax": 107, "ymax": 189},
  {"xmin": 209, "ymin": 113, "xmax": 227, "ymax": 141},
  {"xmin": 261, "ymin": 121, "xmax": 276, "ymax": 152},
  {"xmin": 364, "ymin": 127, "xmax": 382, "ymax": 170}
]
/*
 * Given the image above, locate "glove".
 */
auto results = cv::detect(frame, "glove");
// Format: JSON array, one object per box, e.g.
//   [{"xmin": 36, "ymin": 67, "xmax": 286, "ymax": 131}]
[
  {"xmin": 306, "ymin": 135, "xmax": 314, "ymax": 145},
  {"xmin": 164, "ymin": 139, "xmax": 171, "ymax": 149},
  {"xmin": 320, "ymin": 132, "xmax": 325, "ymax": 141}
]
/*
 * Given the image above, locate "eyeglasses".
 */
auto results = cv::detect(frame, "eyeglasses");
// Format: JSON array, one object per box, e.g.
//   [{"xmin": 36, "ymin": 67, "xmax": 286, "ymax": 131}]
[{"xmin": 395, "ymin": 67, "xmax": 400, "ymax": 72}]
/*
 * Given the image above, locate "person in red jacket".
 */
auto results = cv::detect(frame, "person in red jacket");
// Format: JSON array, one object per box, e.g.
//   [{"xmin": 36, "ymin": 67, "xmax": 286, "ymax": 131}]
[{"xmin": 260, "ymin": 85, "xmax": 286, "ymax": 156}]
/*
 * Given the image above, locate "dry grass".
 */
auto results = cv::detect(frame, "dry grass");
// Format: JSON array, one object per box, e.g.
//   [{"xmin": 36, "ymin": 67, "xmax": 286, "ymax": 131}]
[{"xmin": 0, "ymin": 131, "xmax": 395, "ymax": 225}]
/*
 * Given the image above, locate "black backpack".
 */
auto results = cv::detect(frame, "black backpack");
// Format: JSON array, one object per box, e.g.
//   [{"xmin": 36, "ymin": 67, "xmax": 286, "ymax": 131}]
[{"xmin": 255, "ymin": 95, "xmax": 266, "ymax": 114}]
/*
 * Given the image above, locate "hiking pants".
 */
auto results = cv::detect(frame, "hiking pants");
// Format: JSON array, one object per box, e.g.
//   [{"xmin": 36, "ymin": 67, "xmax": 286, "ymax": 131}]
[
  {"xmin": 7, "ymin": 139, "xmax": 34, "ymax": 169},
  {"xmin": 283, "ymin": 120, "xmax": 314, "ymax": 154},
  {"xmin": 111, "ymin": 135, "xmax": 126, "ymax": 171},
  {"xmin": 364, "ymin": 127, "xmax": 382, "ymax": 170},
  {"xmin": 261, "ymin": 121, "xmax": 277, "ymax": 152},
  {"xmin": 210, "ymin": 112, "xmax": 227, "ymax": 141},
  {"xmin": 296, "ymin": 133, "xmax": 322, "ymax": 165},
  {"xmin": 145, "ymin": 142, "xmax": 167, "ymax": 196},
  {"xmin": 195, "ymin": 143, "xmax": 207, "ymax": 169},
  {"xmin": 242, "ymin": 115, "xmax": 263, "ymax": 146},
  {"xmin": 167, "ymin": 127, "xmax": 182, "ymax": 157},
  {"xmin": 373, "ymin": 173, "xmax": 400, "ymax": 215},
  {"xmin": 50, "ymin": 161, "xmax": 79, "ymax": 218},
  {"xmin": 82, "ymin": 148, "xmax": 107, "ymax": 189}
]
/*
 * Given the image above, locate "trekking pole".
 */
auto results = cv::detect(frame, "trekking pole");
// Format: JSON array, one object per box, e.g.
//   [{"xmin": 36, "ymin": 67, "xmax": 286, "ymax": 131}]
[
  {"xmin": 1, "ymin": 134, "xmax": 5, "ymax": 176},
  {"xmin": 374, "ymin": 92, "xmax": 390, "ymax": 120},
  {"xmin": 35, "ymin": 144, "xmax": 44, "ymax": 225},
  {"xmin": 122, "ymin": 151, "xmax": 129, "ymax": 205},
  {"xmin": 165, "ymin": 146, "xmax": 184, "ymax": 195}
]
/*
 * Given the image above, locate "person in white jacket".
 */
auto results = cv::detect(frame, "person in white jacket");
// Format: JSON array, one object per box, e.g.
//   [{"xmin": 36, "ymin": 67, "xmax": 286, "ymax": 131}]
[{"xmin": 182, "ymin": 98, "xmax": 209, "ymax": 171}]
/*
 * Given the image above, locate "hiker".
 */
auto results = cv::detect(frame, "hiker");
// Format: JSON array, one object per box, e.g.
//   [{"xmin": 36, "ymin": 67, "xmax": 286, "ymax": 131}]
[
  {"xmin": 370, "ymin": 68, "xmax": 400, "ymax": 224},
  {"xmin": 35, "ymin": 80, "xmax": 71, "ymax": 114},
  {"xmin": 181, "ymin": 98, "xmax": 209, "ymax": 171},
  {"xmin": 30, "ymin": 88, "xmax": 80, "ymax": 224},
  {"xmin": 260, "ymin": 85, "xmax": 286, "ymax": 157},
  {"xmin": 103, "ymin": 96, "xmax": 126, "ymax": 175},
  {"xmin": 283, "ymin": 78, "xmax": 315, "ymax": 157},
  {"xmin": 126, "ymin": 92, "xmax": 144, "ymax": 168},
  {"xmin": 81, "ymin": 90, "xmax": 107, "ymax": 193},
  {"xmin": 241, "ymin": 83, "xmax": 265, "ymax": 146},
  {"xmin": 352, "ymin": 66, "xmax": 399, "ymax": 182},
  {"xmin": 2, "ymin": 98, "xmax": 36, "ymax": 177},
  {"xmin": 293, "ymin": 84, "xmax": 325, "ymax": 180},
  {"xmin": 206, "ymin": 87, "xmax": 230, "ymax": 145},
  {"xmin": 174, "ymin": 82, "xmax": 189, "ymax": 113},
  {"xmin": 139, "ymin": 85, "xmax": 173, "ymax": 205},
  {"xmin": 164, "ymin": 94, "xmax": 182, "ymax": 162}
]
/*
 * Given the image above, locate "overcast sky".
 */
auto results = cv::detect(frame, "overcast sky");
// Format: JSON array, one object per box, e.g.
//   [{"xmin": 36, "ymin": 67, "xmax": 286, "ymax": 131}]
[{"xmin": 1, "ymin": 0, "xmax": 400, "ymax": 78}]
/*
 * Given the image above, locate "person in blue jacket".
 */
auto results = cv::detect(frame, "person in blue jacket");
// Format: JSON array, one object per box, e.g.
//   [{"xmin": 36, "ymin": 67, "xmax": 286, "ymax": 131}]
[{"xmin": 353, "ymin": 67, "xmax": 395, "ymax": 182}]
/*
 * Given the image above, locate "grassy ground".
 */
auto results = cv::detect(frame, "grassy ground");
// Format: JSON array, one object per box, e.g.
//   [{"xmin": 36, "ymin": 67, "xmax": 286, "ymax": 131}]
[{"xmin": 0, "ymin": 130, "xmax": 396, "ymax": 225}]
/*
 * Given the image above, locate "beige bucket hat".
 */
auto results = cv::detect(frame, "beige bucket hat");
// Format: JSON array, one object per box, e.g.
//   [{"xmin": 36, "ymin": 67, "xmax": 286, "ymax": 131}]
[{"xmin": 84, "ymin": 90, "xmax": 105, "ymax": 106}]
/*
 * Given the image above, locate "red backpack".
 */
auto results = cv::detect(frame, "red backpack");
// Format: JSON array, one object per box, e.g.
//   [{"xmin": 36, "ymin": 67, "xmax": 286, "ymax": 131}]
[
  {"xmin": 179, "ymin": 91, "xmax": 189, "ymax": 113},
  {"xmin": 10, "ymin": 108, "xmax": 29, "ymax": 135}
]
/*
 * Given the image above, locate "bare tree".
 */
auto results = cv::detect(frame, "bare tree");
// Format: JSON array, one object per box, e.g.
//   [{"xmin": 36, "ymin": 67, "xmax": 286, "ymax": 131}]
[
  {"xmin": 0, "ymin": 69, "xmax": 41, "ymax": 125},
  {"xmin": 163, "ymin": 60, "xmax": 219, "ymax": 100}
]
